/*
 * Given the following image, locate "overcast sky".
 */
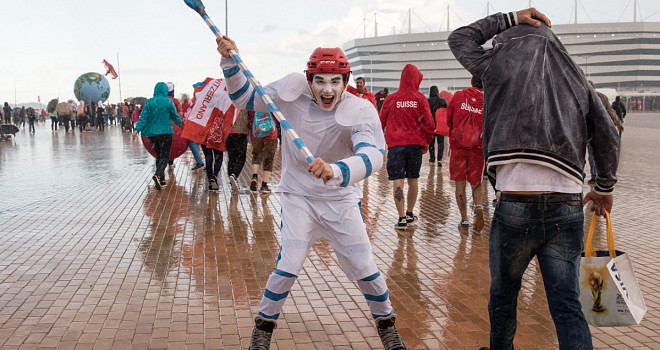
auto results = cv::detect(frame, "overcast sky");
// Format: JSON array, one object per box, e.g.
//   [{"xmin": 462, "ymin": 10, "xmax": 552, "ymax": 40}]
[{"xmin": 1, "ymin": 0, "xmax": 658, "ymax": 106}]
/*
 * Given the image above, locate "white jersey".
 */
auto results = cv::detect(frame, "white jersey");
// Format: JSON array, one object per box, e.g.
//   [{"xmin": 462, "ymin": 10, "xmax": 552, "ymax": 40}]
[{"xmin": 221, "ymin": 57, "xmax": 386, "ymax": 200}]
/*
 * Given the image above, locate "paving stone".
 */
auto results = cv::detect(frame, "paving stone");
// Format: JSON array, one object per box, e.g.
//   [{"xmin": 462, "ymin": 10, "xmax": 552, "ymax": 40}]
[{"xmin": 0, "ymin": 115, "xmax": 658, "ymax": 348}]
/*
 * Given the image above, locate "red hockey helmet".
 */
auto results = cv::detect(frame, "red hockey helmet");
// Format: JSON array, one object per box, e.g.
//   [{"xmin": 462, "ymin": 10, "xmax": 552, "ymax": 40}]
[{"xmin": 305, "ymin": 47, "xmax": 351, "ymax": 84}]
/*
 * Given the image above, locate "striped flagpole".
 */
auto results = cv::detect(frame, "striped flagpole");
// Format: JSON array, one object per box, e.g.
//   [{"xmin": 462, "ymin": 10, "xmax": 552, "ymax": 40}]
[{"xmin": 183, "ymin": 0, "xmax": 315, "ymax": 163}]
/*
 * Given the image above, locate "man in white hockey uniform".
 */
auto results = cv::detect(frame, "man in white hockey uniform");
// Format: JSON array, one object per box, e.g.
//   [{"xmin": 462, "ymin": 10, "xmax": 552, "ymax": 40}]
[{"xmin": 216, "ymin": 37, "xmax": 406, "ymax": 350}]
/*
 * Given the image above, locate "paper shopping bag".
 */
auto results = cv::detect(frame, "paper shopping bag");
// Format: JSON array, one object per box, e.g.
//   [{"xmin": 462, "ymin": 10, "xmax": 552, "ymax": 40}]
[{"xmin": 579, "ymin": 212, "xmax": 647, "ymax": 326}]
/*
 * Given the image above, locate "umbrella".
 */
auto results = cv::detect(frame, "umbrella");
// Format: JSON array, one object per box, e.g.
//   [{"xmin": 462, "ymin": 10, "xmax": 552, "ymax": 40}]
[
  {"xmin": 46, "ymin": 99, "xmax": 58, "ymax": 113},
  {"xmin": 130, "ymin": 97, "xmax": 147, "ymax": 107}
]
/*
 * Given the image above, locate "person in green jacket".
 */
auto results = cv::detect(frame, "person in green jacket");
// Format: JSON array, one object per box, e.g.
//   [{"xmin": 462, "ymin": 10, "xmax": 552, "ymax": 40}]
[{"xmin": 133, "ymin": 82, "xmax": 182, "ymax": 190}]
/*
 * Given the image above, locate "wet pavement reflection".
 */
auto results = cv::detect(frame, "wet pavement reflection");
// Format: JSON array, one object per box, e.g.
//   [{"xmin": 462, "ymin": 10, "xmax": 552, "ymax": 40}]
[{"xmin": 1, "ymin": 117, "xmax": 659, "ymax": 349}]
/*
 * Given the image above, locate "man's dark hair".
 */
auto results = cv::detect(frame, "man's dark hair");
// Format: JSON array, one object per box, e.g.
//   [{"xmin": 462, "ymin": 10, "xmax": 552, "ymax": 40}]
[
  {"xmin": 356, "ymin": 77, "xmax": 365, "ymax": 83},
  {"xmin": 471, "ymin": 75, "xmax": 483, "ymax": 89}
]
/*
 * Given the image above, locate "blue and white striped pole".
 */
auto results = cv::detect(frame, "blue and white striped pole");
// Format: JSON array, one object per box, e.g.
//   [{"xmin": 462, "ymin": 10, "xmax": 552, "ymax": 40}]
[{"xmin": 183, "ymin": 0, "xmax": 315, "ymax": 164}]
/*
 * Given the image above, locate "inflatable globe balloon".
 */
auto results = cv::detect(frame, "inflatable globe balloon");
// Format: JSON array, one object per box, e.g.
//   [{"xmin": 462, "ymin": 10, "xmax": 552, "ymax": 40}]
[
  {"xmin": 73, "ymin": 72, "xmax": 111, "ymax": 103},
  {"xmin": 141, "ymin": 122, "xmax": 188, "ymax": 161}
]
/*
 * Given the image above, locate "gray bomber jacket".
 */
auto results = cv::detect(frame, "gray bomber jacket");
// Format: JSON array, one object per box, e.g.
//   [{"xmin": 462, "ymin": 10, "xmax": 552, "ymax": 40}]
[{"xmin": 448, "ymin": 12, "xmax": 619, "ymax": 194}]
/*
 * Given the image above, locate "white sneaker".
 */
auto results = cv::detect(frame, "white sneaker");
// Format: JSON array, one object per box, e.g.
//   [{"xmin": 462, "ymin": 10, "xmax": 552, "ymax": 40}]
[{"xmin": 229, "ymin": 175, "xmax": 239, "ymax": 192}]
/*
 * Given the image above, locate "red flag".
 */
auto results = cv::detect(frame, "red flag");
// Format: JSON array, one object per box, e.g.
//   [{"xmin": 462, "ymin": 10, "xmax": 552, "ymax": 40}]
[
  {"xmin": 182, "ymin": 77, "xmax": 236, "ymax": 151},
  {"xmin": 102, "ymin": 59, "xmax": 118, "ymax": 79}
]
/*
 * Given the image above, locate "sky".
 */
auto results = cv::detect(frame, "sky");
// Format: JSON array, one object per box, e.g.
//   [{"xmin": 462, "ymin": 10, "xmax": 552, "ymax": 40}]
[{"xmin": 2, "ymin": 0, "xmax": 658, "ymax": 106}]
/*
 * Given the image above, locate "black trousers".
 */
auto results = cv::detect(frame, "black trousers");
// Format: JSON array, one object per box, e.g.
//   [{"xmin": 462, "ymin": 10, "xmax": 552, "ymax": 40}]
[
  {"xmin": 149, "ymin": 134, "xmax": 172, "ymax": 179},
  {"xmin": 428, "ymin": 134, "xmax": 445, "ymax": 161},
  {"xmin": 201, "ymin": 145, "xmax": 223, "ymax": 179},
  {"xmin": 225, "ymin": 133, "xmax": 248, "ymax": 178}
]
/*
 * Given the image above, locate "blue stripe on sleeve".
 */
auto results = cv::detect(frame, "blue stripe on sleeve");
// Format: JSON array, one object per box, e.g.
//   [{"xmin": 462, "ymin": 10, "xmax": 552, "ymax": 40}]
[
  {"xmin": 223, "ymin": 65, "xmax": 240, "ymax": 78},
  {"xmin": 335, "ymin": 161, "xmax": 350, "ymax": 187},
  {"xmin": 354, "ymin": 142, "xmax": 377, "ymax": 152},
  {"xmin": 274, "ymin": 269, "xmax": 297, "ymax": 278},
  {"xmin": 280, "ymin": 120, "xmax": 292, "ymax": 131},
  {"xmin": 360, "ymin": 271, "xmax": 381, "ymax": 282},
  {"xmin": 354, "ymin": 153, "xmax": 372, "ymax": 178},
  {"xmin": 229, "ymin": 80, "xmax": 250, "ymax": 100},
  {"xmin": 246, "ymin": 90, "xmax": 256, "ymax": 110},
  {"xmin": 264, "ymin": 288, "xmax": 289, "ymax": 302},
  {"xmin": 364, "ymin": 291, "xmax": 389, "ymax": 303},
  {"xmin": 379, "ymin": 148, "xmax": 385, "ymax": 155}
]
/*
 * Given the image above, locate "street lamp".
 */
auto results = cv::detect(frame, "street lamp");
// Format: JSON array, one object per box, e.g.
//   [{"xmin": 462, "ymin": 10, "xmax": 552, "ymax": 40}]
[
  {"xmin": 369, "ymin": 55, "xmax": 373, "ymax": 88},
  {"xmin": 14, "ymin": 80, "xmax": 20, "ymax": 108},
  {"xmin": 359, "ymin": 52, "xmax": 375, "ymax": 90},
  {"xmin": 578, "ymin": 54, "xmax": 591, "ymax": 78}
]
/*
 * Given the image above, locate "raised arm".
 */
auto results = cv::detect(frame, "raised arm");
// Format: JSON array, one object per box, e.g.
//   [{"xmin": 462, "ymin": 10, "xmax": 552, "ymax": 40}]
[{"xmin": 448, "ymin": 9, "xmax": 550, "ymax": 77}]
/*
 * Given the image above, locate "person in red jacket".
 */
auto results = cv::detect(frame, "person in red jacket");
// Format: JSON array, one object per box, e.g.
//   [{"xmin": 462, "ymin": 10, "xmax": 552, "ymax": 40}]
[
  {"xmin": 379, "ymin": 64, "xmax": 435, "ymax": 230},
  {"xmin": 347, "ymin": 77, "xmax": 377, "ymax": 108},
  {"xmin": 447, "ymin": 75, "xmax": 485, "ymax": 230}
]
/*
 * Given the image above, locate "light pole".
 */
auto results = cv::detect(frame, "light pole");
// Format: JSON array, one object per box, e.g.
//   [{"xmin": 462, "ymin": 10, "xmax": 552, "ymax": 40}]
[
  {"xmin": 369, "ymin": 55, "xmax": 373, "ymax": 89},
  {"xmin": 359, "ymin": 52, "xmax": 375, "ymax": 90},
  {"xmin": 579, "ymin": 54, "xmax": 591, "ymax": 78},
  {"xmin": 585, "ymin": 55, "xmax": 589, "ymax": 77},
  {"xmin": 14, "ymin": 80, "xmax": 20, "ymax": 108}
]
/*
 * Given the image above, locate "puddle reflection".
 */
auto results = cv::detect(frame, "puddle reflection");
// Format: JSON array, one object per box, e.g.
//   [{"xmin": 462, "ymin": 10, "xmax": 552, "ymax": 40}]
[{"xmin": 137, "ymin": 173, "xmax": 189, "ymax": 287}]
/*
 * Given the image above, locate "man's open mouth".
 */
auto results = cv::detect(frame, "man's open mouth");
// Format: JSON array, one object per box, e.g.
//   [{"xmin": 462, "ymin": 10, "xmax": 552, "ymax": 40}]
[{"xmin": 321, "ymin": 95, "xmax": 334, "ymax": 106}]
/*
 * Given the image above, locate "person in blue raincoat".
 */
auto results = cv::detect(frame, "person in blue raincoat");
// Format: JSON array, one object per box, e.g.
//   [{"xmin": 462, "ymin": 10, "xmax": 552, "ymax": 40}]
[{"xmin": 133, "ymin": 82, "xmax": 182, "ymax": 190}]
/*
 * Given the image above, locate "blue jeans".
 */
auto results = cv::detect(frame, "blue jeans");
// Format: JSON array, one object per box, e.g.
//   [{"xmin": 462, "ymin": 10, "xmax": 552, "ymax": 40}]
[
  {"xmin": 489, "ymin": 195, "xmax": 592, "ymax": 350},
  {"xmin": 188, "ymin": 140, "xmax": 204, "ymax": 165}
]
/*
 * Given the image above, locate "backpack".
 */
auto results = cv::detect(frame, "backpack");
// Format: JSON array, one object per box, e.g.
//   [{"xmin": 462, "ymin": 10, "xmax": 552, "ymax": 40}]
[{"xmin": 252, "ymin": 111, "xmax": 276, "ymax": 138}]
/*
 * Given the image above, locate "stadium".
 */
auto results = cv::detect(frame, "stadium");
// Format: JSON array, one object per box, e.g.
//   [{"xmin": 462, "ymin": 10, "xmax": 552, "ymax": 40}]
[{"xmin": 344, "ymin": 20, "xmax": 660, "ymax": 111}]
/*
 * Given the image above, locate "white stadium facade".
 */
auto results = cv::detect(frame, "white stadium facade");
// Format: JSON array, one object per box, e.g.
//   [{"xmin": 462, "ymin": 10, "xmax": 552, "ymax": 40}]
[{"xmin": 343, "ymin": 21, "xmax": 660, "ymax": 112}]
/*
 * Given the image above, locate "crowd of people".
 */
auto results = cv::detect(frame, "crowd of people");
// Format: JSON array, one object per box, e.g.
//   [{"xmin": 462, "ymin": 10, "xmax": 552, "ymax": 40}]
[
  {"xmin": 1, "ymin": 98, "xmax": 150, "ymax": 135},
  {"xmin": 3, "ymin": 7, "xmax": 626, "ymax": 350}
]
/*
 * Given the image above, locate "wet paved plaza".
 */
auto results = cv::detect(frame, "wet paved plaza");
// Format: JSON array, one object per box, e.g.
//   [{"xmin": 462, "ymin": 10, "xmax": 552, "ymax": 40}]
[{"xmin": 1, "ymin": 115, "xmax": 659, "ymax": 349}]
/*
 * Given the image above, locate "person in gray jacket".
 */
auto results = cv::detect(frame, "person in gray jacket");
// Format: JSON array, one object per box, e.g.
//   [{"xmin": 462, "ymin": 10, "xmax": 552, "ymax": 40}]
[{"xmin": 448, "ymin": 8, "xmax": 620, "ymax": 350}]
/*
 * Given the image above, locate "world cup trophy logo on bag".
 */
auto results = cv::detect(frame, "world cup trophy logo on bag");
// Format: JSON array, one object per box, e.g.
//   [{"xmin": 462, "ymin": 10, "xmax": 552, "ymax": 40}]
[{"xmin": 589, "ymin": 271, "xmax": 606, "ymax": 312}]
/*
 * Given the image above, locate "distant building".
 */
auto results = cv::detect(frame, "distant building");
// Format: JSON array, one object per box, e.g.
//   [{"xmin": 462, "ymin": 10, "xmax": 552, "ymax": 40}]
[{"xmin": 344, "ymin": 21, "xmax": 660, "ymax": 111}]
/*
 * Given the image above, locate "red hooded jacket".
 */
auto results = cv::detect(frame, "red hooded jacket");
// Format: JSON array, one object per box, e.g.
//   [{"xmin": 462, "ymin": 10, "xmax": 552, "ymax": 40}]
[
  {"xmin": 379, "ymin": 64, "xmax": 435, "ymax": 149},
  {"xmin": 446, "ymin": 87, "xmax": 484, "ymax": 150}
]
